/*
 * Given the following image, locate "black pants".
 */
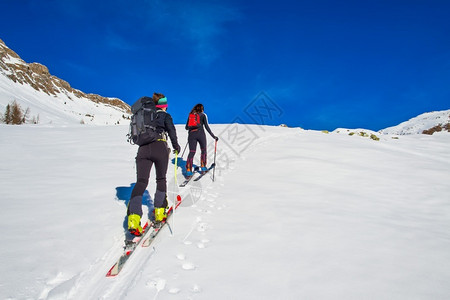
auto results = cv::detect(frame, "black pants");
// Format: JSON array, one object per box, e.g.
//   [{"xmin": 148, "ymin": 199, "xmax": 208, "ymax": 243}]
[
  {"xmin": 186, "ymin": 129, "xmax": 207, "ymax": 171},
  {"xmin": 128, "ymin": 141, "xmax": 169, "ymax": 217}
]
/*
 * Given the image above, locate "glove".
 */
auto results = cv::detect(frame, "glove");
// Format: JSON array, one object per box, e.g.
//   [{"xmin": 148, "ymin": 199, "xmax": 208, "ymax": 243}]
[{"xmin": 173, "ymin": 143, "xmax": 181, "ymax": 154}]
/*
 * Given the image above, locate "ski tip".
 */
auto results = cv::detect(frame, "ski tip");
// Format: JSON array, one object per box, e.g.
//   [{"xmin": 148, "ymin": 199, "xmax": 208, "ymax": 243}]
[
  {"xmin": 177, "ymin": 195, "xmax": 181, "ymax": 202},
  {"xmin": 106, "ymin": 265, "xmax": 119, "ymax": 277}
]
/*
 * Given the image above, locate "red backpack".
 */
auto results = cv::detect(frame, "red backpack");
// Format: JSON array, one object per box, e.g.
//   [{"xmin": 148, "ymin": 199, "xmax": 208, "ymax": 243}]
[{"xmin": 188, "ymin": 113, "xmax": 201, "ymax": 128}]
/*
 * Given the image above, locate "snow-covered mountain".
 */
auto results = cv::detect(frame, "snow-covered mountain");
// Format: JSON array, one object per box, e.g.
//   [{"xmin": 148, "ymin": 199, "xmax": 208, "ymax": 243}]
[
  {"xmin": 0, "ymin": 38, "xmax": 130, "ymax": 125},
  {"xmin": 380, "ymin": 109, "xmax": 450, "ymax": 135}
]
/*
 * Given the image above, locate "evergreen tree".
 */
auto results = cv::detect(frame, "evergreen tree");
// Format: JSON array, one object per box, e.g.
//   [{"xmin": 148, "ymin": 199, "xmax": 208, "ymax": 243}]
[
  {"xmin": 2, "ymin": 104, "xmax": 12, "ymax": 124},
  {"xmin": 1, "ymin": 100, "xmax": 29, "ymax": 125}
]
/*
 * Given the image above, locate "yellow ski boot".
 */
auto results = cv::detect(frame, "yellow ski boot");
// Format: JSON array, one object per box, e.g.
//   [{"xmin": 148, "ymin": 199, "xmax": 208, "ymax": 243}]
[
  {"xmin": 154, "ymin": 207, "xmax": 168, "ymax": 223},
  {"xmin": 128, "ymin": 214, "xmax": 143, "ymax": 236}
]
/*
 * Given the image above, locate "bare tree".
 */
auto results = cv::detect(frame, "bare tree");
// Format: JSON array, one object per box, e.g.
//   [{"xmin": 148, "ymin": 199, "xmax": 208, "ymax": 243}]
[
  {"xmin": 23, "ymin": 107, "xmax": 30, "ymax": 124},
  {"xmin": 31, "ymin": 114, "xmax": 40, "ymax": 124}
]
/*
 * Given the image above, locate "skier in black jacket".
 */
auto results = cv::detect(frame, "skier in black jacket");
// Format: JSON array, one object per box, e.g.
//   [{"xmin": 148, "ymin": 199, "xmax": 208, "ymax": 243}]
[
  {"xmin": 127, "ymin": 93, "xmax": 181, "ymax": 236},
  {"xmin": 185, "ymin": 103, "xmax": 218, "ymax": 176}
]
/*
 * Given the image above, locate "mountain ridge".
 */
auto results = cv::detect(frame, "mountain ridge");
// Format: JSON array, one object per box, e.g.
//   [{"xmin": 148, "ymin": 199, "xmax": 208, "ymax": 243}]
[{"xmin": 0, "ymin": 38, "xmax": 130, "ymax": 125}]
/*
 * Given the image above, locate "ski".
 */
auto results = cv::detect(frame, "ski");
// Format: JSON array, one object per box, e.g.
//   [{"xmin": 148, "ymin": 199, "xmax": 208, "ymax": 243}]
[
  {"xmin": 194, "ymin": 163, "xmax": 216, "ymax": 181},
  {"xmin": 142, "ymin": 196, "xmax": 183, "ymax": 247},
  {"xmin": 179, "ymin": 166, "xmax": 199, "ymax": 187},
  {"xmin": 106, "ymin": 220, "xmax": 152, "ymax": 277},
  {"xmin": 179, "ymin": 175, "xmax": 194, "ymax": 187},
  {"xmin": 106, "ymin": 195, "xmax": 182, "ymax": 277}
]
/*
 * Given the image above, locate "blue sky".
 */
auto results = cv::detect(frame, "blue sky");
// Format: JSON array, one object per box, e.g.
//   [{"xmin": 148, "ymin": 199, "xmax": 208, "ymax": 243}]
[{"xmin": 1, "ymin": 0, "xmax": 449, "ymax": 130}]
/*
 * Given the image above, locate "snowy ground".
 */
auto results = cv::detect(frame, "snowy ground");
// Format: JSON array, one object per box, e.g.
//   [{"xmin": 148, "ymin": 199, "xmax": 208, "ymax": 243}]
[{"xmin": 0, "ymin": 124, "xmax": 449, "ymax": 300}]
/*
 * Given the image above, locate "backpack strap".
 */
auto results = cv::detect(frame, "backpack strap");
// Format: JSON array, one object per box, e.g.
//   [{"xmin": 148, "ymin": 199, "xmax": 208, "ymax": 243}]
[{"xmin": 156, "ymin": 109, "xmax": 168, "ymax": 142}]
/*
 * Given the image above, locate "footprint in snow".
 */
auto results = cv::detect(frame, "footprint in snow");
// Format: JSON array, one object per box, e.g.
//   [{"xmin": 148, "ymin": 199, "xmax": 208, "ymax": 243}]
[
  {"xmin": 197, "ymin": 238, "xmax": 210, "ymax": 248},
  {"xmin": 191, "ymin": 284, "xmax": 202, "ymax": 293},
  {"xmin": 197, "ymin": 222, "xmax": 208, "ymax": 232},
  {"xmin": 169, "ymin": 287, "xmax": 181, "ymax": 294},
  {"xmin": 146, "ymin": 278, "xmax": 166, "ymax": 290},
  {"xmin": 182, "ymin": 262, "xmax": 196, "ymax": 270}
]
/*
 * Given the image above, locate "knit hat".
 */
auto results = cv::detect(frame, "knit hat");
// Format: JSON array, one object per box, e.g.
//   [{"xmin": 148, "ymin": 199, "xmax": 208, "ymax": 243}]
[{"xmin": 156, "ymin": 97, "xmax": 168, "ymax": 108}]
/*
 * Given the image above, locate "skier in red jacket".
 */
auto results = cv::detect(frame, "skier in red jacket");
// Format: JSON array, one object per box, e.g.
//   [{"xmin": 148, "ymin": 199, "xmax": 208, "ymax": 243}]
[{"xmin": 185, "ymin": 103, "xmax": 218, "ymax": 176}]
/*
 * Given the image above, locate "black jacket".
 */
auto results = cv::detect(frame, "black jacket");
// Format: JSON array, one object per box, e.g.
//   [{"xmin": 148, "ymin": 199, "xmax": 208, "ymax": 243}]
[
  {"xmin": 185, "ymin": 112, "xmax": 216, "ymax": 139},
  {"xmin": 157, "ymin": 110, "xmax": 180, "ymax": 149}
]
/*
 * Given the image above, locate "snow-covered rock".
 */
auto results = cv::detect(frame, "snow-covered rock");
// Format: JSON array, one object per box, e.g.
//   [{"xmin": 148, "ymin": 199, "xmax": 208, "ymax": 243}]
[{"xmin": 380, "ymin": 109, "xmax": 450, "ymax": 135}]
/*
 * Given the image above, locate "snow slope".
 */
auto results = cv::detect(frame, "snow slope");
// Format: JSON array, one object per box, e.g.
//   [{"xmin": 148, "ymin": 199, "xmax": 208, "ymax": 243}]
[
  {"xmin": 1, "ymin": 123, "xmax": 449, "ymax": 300},
  {"xmin": 380, "ymin": 109, "xmax": 450, "ymax": 135}
]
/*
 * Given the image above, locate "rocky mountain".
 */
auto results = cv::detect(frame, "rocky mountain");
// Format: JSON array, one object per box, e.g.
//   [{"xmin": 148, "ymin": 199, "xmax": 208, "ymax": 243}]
[{"xmin": 0, "ymin": 38, "xmax": 130, "ymax": 125}]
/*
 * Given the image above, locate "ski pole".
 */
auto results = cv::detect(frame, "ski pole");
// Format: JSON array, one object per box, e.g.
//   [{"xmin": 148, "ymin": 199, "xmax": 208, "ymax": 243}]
[
  {"xmin": 212, "ymin": 139, "xmax": 218, "ymax": 182},
  {"xmin": 174, "ymin": 150, "xmax": 179, "ymax": 187},
  {"xmin": 172, "ymin": 150, "xmax": 179, "ymax": 236},
  {"xmin": 180, "ymin": 141, "xmax": 188, "ymax": 159}
]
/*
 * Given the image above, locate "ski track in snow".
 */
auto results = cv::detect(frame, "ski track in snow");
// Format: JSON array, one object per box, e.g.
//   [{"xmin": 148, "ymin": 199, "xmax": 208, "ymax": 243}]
[
  {"xmin": 65, "ymin": 124, "xmax": 271, "ymax": 299},
  {"xmin": 134, "ymin": 163, "xmax": 227, "ymax": 299},
  {"xmin": 62, "ymin": 126, "xmax": 240, "ymax": 300}
]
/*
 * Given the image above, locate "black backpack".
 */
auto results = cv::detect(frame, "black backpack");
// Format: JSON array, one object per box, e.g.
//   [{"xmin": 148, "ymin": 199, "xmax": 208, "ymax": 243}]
[{"xmin": 127, "ymin": 96, "xmax": 162, "ymax": 146}]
